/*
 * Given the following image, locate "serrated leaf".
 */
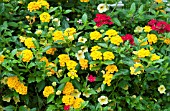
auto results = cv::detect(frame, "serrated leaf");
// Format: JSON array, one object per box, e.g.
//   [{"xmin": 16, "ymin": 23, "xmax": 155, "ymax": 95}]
[
  {"xmin": 60, "ymin": 77, "xmax": 70, "ymax": 83},
  {"xmin": 47, "ymin": 94, "xmax": 55, "ymax": 103}
]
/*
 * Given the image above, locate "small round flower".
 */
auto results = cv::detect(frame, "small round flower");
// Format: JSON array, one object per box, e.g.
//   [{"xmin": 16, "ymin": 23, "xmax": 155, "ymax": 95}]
[
  {"xmin": 90, "ymin": 51, "xmax": 102, "ymax": 60},
  {"xmin": 143, "ymin": 26, "xmax": 152, "ymax": 32},
  {"xmin": 90, "ymin": 31, "xmax": 102, "ymax": 40},
  {"xmin": 136, "ymin": 48, "xmax": 150, "ymax": 58},
  {"xmin": 24, "ymin": 38, "xmax": 35, "ymax": 49},
  {"xmin": 67, "ymin": 70, "xmax": 78, "ymax": 79},
  {"xmin": 43, "ymin": 86, "xmax": 54, "ymax": 97},
  {"xmin": 98, "ymin": 96, "xmax": 108, "ymax": 105},
  {"xmin": 158, "ymin": 85, "xmax": 166, "ymax": 94},
  {"xmin": 52, "ymin": 82, "xmax": 57, "ymax": 87},
  {"xmin": 105, "ymin": 29, "xmax": 118, "ymax": 38},
  {"xmin": 81, "ymin": 46, "xmax": 88, "ymax": 53},
  {"xmin": 151, "ymin": 54, "xmax": 160, "ymax": 61},
  {"xmin": 64, "ymin": 105, "xmax": 70, "ymax": 111},
  {"xmin": 73, "ymin": 98, "xmax": 84, "ymax": 109},
  {"xmin": 40, "ymin": 12, "xmax": 51, "ymax": 22},
  {"xmin": 91, "ymin": 46, "xmax": 101, "ymax": 52},
  {"xmin": 56, "ymin": 90, "xmax": 62, "ymax": 95},
  {"xmin": 110, "ymin": 35, "xmax": 123, "ymax": 46},
  {"xmin": 88, "ymin": 75, "xmax": 96, "ymax": 82},
  {"xmin": 21, "ymin": 49, "xmax": 33, "ymax": 62},
  {"xmin": 134, "ymin": 26, "xmax": 143, "ymax": 33},
  {"xmin": 27, "ymin": 2, "xmax": 41, "ymax": 12},
  {"xmin": 147, "ymin": 34, "xmax": 157, "ymax": 44},
  {"xmin": 103, "ymin": 51, "xmax": 115, "ymax": 60},
  {"xmin": 97, "ymin": 4, "xmax": 109, "ymax": 13}
]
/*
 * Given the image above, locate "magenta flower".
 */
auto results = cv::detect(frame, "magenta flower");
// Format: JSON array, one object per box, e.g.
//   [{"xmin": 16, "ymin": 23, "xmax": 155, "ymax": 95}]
[{"xmin": 88, "ymin": 75, "xmax": 96, "ymax": 82}]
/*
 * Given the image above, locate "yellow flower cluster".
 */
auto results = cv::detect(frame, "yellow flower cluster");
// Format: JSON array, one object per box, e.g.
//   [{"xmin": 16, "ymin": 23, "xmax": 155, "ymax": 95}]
[
  {"xmin": 0, "ymin": 55, "xmax": 5, "ymax": 64},
  {"xmin": 90, "ymin": 31, "xmax": 102, "ymax": 40},
  {"xmin": 66, "ymin": 60, "xmax": 78, "ymax": 70},
  {"xmin": 105, "ymin": 64, "xmax": 118, "ymax": 73},
  {"xmin": 151, "ymin": 54, "xmax": 160, "ymax": 61},
  {"xmin": 21, "ymin": 49, "xmax": 33, "ymax": 62},
  {"xmin": 64, "ymin": 27, "xmax": 76, "ymax": 36},
  {"xmin": 27, "ymin": 0, "xmax": 49, "ymax": 12},
  {"xmin": 7, "ymin": 76, "xmax": 27, "ymax": 95},
  {"xmin": 110, "ymin": 35, "xmax": 123, "ymax": 46},
  {"xmin": 63, "ymin": 82, "xmax": 74, "ymax": 95},
  {"xmin": 164, "ymin": 38, "xmax": 170, "ymax": 45},
  {"xmin": 40, "ymin": 12, "xmax": 51, "ymax": 22},
  {"xmin": 80, "ymin": 0, "xmax": 89, "ymax": 2},
  {"xmin": 105, "ymin": 29, "xmax": 118, "ymax": 38},
  {"xmin": 67, "ymin": 70, "xmax": 78, "ymax": 79},
  {"xmin": 24, "ymin": 38, "xmax": 35, "ymax": 49},
  {"xmin": 43, "ymin": 86, "xmax": 54, "ymax": 97},
  {"xmin": 143, "ymin": 26, "xmax": 152, "ymax": 32},
  {"xmin": 52, "ymin": 30, "xmax": 64, "ymax": 42},
  {"xmin": 103, "ymin": 51, "xmax": 115, "ymax": 60},
  {"xmin": 73, "ymin": 98, "xmax": 84, "ymax": 109},
  {"xmin": 147, "ymin": 34, "xmax": 157, "ymax": 44},
  {"xmin": 155, "ymin": 0, "xmax": 163, "ymax": 3},
  {"xmin": 130, "ymin": 63, "xmax": 144, "ymax": 75},
  {"xmin": 46, "ymin": 48, "xmax": 57, "ymax": 55},
  {"xmin": 136, "ymin": 48, "xmax": 150, "ymax": 58},
  {"xmin": 58, "ymin": 54, "xmax": 70, "ymax": 67},
  {"xmin": 90, "ymin": 51, "xmax": 102, "ymax": 60},
  {"xmin": 40, "ymin": 56, "xmax": 49, "ymax": 66},
  {"xmin": 91, "ymin": 46, "xmax": 101, "ymax": 52},
  {"xmin": 79, "ymin": 59, "xmax": 88, "ymax": 70},
  {"xmin": 138, "ymin": 39, "xmax": 148, "ymax": 46}
]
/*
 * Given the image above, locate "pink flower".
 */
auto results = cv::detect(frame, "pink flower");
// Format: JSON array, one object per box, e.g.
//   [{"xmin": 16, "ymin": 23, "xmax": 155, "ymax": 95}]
[
  {"xmin": 88, "ymin": 75, "xmax": 96, "ymax": 82},
  {"xmin": 121, "ymin": 34, "xmax": 134, "ymax": 45},
  {"xmin": 64, "ymin": 105, "xmax": 70, "ymax": 111},
  {"xmin": 94, "ymin": 14, "xmax": 113, "ymax": 27}
]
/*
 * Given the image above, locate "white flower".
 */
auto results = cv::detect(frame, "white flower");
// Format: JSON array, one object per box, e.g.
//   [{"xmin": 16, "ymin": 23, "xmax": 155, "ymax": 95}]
[
  {"xmin": 97, "ymin": 4, "xmax": 109, "ymax": 13},
  {"xmin": 56, "ymin": 90, "xmax": 61, "ymax": 95},
  {"xmin": 75, "ymin": 50, "xmax": 85, "ymax": 60},
  {"xmin": 52, "ymin": 82, "xmax": 57, "ymax": 87},
  {"xmin": 158, "ymin": 85, "xmax": 166, "ymax": 94},
  {"xmin": 52, "ymin": 18, "xmax": 61, "ymax": 26},
  {"xmin": 98, "ymin": 96, "xmax": 108, "ymax": 105},
  {"xmin": 83, "ymin": 91, "xmax": 91, "ymax": 98},
  {"xmin": 77, "ymin": 19, "xmax": 82, "ymax": 24},
  {"xmin": 78, "ymin": 37, "xmax": 87, "ymax": 43},
  {"xmin": 71, "ymin": 89, "xmax": 81, "ymax": 98},
  {"xmin": 81, "ymin": 46, "xmax": 88, "ymax": 53}
]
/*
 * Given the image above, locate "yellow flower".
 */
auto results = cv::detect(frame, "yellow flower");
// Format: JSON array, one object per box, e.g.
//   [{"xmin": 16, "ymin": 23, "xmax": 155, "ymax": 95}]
[
  {"xmin": 151, "ymin": 54, "xmax": 160, "ymax": 61},
  {"xmin": 62, "ymin": 95, "xmax": 75, "ymax": 105},
  {"xmin": 136, "ymin": 48, "xmax": 150, "ymax": 58},
  {"xmin": 67, "ymin": 70, "xmax": 78, "ymax": 79},
  {"xmin": 164, "ymin": 38, "xmax": 170, "ymax": 45},
  {"xmin": 7, "ymin": 76, "xmax": 19, "ymax": 89},
  {"xmin": 105, "ymin": 64, "xmax": 118, "ymax": 73},
  {"xmin": 155, "ymin": 0, "xmax": 163, "ymax": 3},
  {"xmin": 80, "ymin": 0, "xmax": 89, "ymax": 2},
  {"xmin": 103, "ymin": 51, "xmax": 115, "ymax": 60},
  {"xmin": 73, "ymin": 98, "xmax": 84, "ymax": 109},
  {"xmin": 79, "ymin": 59, "xmax": 88, "ymax": 70},
  {"xmin": 46, "ymin": 48, "xmax": 57, "ymax": 55},
  {"xmin": 63, "ymin": 82, "xmax": 74, "ymax": 95},
  {"xmin": 158, "ymin": 85, "xmax": 166, "ymax": 94},
  {"xmin": 24, "ymin": 38, "xmax": 35, "ymax": 49},
  {"xmin": 138, "ymin": 39, "xmax": 148, "ymax": 46},
  {"xmin": 27, "ymin": 2, "xmax": 41, "ymax": 12},
  {"xmin": 19, "ymin": 36, "xmax": 26, "ymax": 42},
  {"xmin": 66, "ymin": 60, "xmax": 78, "ymax": 70},
  {"xmin": 2, "ymin": 96, "xmax": 11, "ymax": 102},
  {"xmin": 91, "ymin": 46, "xmax": 101, "ymax": 52},
  {"xmin": 40, "ymin": 56, "xmax": 49, "ymax": 66},
  {"xmin": 103, "ymin": 72, "xmax": 113, "ymax": 86},
  {"xmin": 43, "ymin": 86, "xmax": 54, "ymax": 97},
  {"xmin": 90, "ymin": 31, "xmax": 102, "ymax": 40},
  {"xmin": 40, "ymin": 12, "xmax": 51, "ymax": 22},
  {"xmin": 110, "ymin": 35, "xmax": 123, "ymax": 46},
  {"xmin": 64, "ymin": 27, "xmax": 76, "ymax": 36},
  {"xmin": 38, "ymin": 0, "xmax": 49, "ymax": 9},
  {"xmin": 130, "ymin": 63, "xmax": 143, "ymax": 75},
  {"xmin": 143, "ymin": 26, "xmax": 152, "ymax": 32},
  {"xmin": 0, "ymin": 55, "xmax": 5, "ymax": 64},
  {"xmin": 21, "ymin": 49, "xmax": 33, "ymax": 62},
  {"xmin": 90, "ymin": 51, "xmax": 102, "ymax": 60},
  {"xmin": 147, "ymin": 34, "xmax": 157, "ymax": 44},
  {"xmin": 105, "ymin": 29, "xmax": 118, "ymax": 38},
  {"xmin": 52, "ymin": 30, "xmax": 64, "ymax": 41},
  {"xmin": 35, "ymin": 30, "xmax": 42, "ymax": 35},
  {"xmin": 58, "ymin": 54, "xmax": 70, "ymax": 67},
  {"xmin": 14, "ymin": 82, "xmax": 28, "ymax": 95}
]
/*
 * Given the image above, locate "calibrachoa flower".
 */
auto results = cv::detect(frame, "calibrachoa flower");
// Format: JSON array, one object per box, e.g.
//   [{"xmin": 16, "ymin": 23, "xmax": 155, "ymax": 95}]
[
  {"xmin": 79, "ymin": 59, "xmax": 88, "ymax": 70},
  {"xmin": 43, "ymin": 86, "xmax": 54, "ymax": 97},
  {"xmin": 58, "ymin": 54, "xmax": 70, "ymax": 67},
  {"xmin": 78, "ymin": 37, "xmax": 87, "ymax": 43},
  {"xmin": 64, "ymin": 27, "xmax": 76, "ymax": 36},
  {"xmin": 67, "ymin": 69, "xmax": 78, "ymax": 79},
  {"xmin": 98, "ymin": 96, "xmax": 108, "ymax": 105},
  {"xmin": 90, "ymin": 51, "xmax": 102, "ymax": 60},
  {"xmin": 73, "ymin": 98, "xmax": 84, "ymax": 109},
  {"xmin": 24, "ymin": 38, "xmax": 35, "ymax": 49},
  {"xmin": 21, "ymin": 49, "xmax": 33, "ymax": 62},
  {"xmin": 134, "ymin": 26, "xmax": 143, "ymax": 33},
  {"xmin": 147, "ymin": 34, "xmax": 157, "ymax": 44},
  {"xmin": 63, "ymin": 82, "xmax": 74, "ymax": 95},
  {"xmin": 46, "ymin": 48, "xmax": 57, "ymax": 55},
  {"xmin": 143, "ymin": 26, "xmax": 152, "ymax": 32},
  {"xmin": 150, "ymin": 54, "xmax": 160, "ymax": 61},
  {"xmin": 105, "ymin": 64, "xmax": 118, "ymax": 73},
  {"xmin": 0, "ymin": 55, "xmax": 5, "ymax": 64},
  {"xmin": 88, "ymin": 75, "xmax": 96, "ymax": 82},
  {"xmin": 62, "ymin": 95, "xmax": 75, "ymax": 105},
  {"xmin": 71, "ymin": 89, "xmax": 81, "ymax": 98},
  {"xmin": 158, "ymin": 85, "xmax": 166, "ymax": 94},
  {"xmin": 110, "ymin": 35, "xmax": 123, "ymax": 46},
  {"xmin": 75, "ymin": 50, "xmax": 85, "ymax": 60},
  {"xmin": 90, "ymin": 31, "xmax": 102, "ymax": 40},
  {"xmin": 66, "ymin": 60, "xmax": 78, "ymax": 70},
  {"xmin": 121, "ymin": 34, "xmax": 134, "ymax": 45},
  {"xmin": 97, "ymin": 3, "xmax": 109, "ymax": 13},
  {"xmin": 94, "ymin": 14, "xmax": 113, "ymax": 27},
  {"xmin": 103, "ymin": 51, "xmax": 115, "ymax": 60},
  {"xmin": 52, "ymin": 30, "xmax": 64, "ymax": 41},
  {"xmin": 81, "ymin": 46, "xmax": 88, "ymax": 53},
  {"xmin": 40, "ymin": 12, "xmax": 51, "ymax": 22},
  {"xmin": 136, "ymin": 48, "xmax": 150, "ymax": 58},
  {"xmin": 105, "ymin": 29, "xmax": 118, "ymax": 38}
]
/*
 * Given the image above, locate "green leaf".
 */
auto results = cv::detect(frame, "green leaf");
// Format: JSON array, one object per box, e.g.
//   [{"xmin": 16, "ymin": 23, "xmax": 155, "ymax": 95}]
[
  {"xmin": 72, "ymin": 79, "xmax": 82, "ymax": 90},
  {"xmin": 97, "ymin": 43, "xmax": 108, "ymax": 48},
  {"xmin": 30, "ymin": 108, "xmax": 37, "ymax": 111},
  {"xmin": 138, "ymin": 5, "xmax": 144, "ymax": 14},
  {"xmin": 19, "ymin": 106, "xmax": 27, "ymax": 111},
  {"xmin": 48, "ymin": 7, "xmax": 58, "ymax": 13},
  {"xmin": 88, "ymin": 89, "xmax": 97, "ymax": 94},
  {"xmin": 47, "ymin": 94, "xmax": 55, "ymax": 103},
  {"xmin": 0, "ymin": 3, "xmax": 5, "ymax": 14},
  {"xmin": 101, "ymin": 84, "xmax": 105, "ymax": 91},
  {"xmin": 8, "ymin": 22, "xmax": 18, "ymax": 28},
  {"xmin": 112, "ymin": 18, "xmax": 121, "ymax": 26},
  {"xmin": 64, "ymin": 9, "xmax": 72, "ymax": 14},
  {"xmin": 42, "ymin": 46, "xmax": 51, "ymax": 52},
  {"xmin": 103, "ymin": 60, "xmax": 115, "ymax": 65},
  {"xmin": 10, "ymin": 49, "xmax": 17, "ymax": 57},
  {"xmin": 36, "ymin": 80, "xmax": 45, "ymax": 92},
  {"xmin": 33, "ymin": 39, "xmax": 39, "ymax": 49},
  {"xmin": 28, "ymin": 62, "xmax": 35, "ymax": 68},
  {"xmin": 36, "ymin": 76, "xmax": 42, "ymax": 83},
  {"xmin": 82, "ymin": 13, "xmax": 88, "ymax": 24},
  {"xmin": 49, "ymin": 76, "xmax": 59, "ymax": 83},
  {"xmin": 81, "ymin": 101, "xmax": 89, "ymax": 109},
  {"xmin": 57, "ymin": 83, "xmax": 65, "ymax": 91},
  {"xmin": 62, "ymin": 19, "xmax": 69, "ymax": 30},
  {"xmin": 4, "ymin": 105, "xmax": 15, "ymax": 111},
  {"xmin": 130, "ymin": 3, "xmax": 136, "ymax": 14},
  {"xmin": 46, "ymin": 105, "xmax": 56, "ymax": 111},
  {"xmin": 60, "ymin": 77, "xmax": 70, "ymax": 83}
]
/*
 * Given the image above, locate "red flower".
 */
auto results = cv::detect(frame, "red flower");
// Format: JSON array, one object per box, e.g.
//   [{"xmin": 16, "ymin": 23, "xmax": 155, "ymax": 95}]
[
  {"xmin": 121, "ymin": 34, "xmax": 134, "ymax": 45},
  {"xmin": 88, "ymin": 75, "xmax": 96, "ymax": 82},
  {"xmin": 94, "ymin": 14, "xmax": 113, "ymax": 27},
  {"xmin": 64, "ymin": 105, "xmax": 70, "ymax": 111}
]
